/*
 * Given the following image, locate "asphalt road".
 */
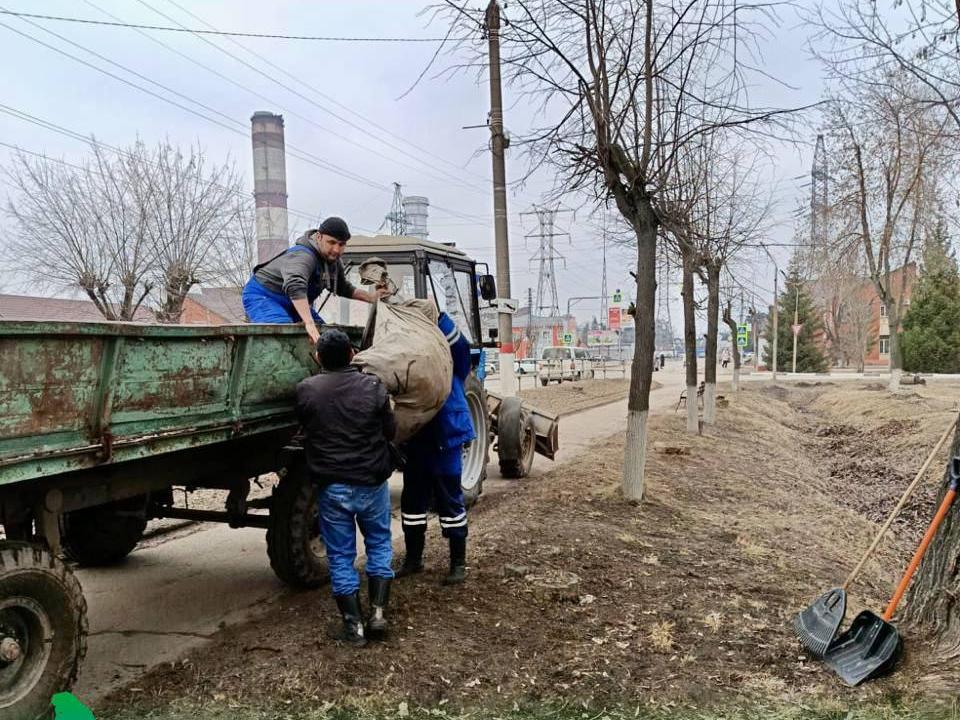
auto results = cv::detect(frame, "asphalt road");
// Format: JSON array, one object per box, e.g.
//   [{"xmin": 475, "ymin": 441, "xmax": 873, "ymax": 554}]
[{"xmin": 73, "ymin": 368, "xmax": 689, "ymax": 702}]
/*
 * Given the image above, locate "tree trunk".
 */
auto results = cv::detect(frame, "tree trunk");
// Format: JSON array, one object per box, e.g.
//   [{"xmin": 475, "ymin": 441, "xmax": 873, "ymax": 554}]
[
  {"xmin": 888, "ymin": 304, "xmax": 903, "ymax": 391},
  {"xmin": 681, "ymin": 248, "xmax": 698, "ymax": 434},
  {"xmin": 903, "ymin": 413, "xmax": 960, "ymax": 662},
  {"xmin": 703, "ymin": 262, "xmax": 720, "ymax": 424},
  {"xmin": 722, "ymin": 300, "xmax": 741, "ymax": 392},
  {"xmin": 621, "ymin": 200, "xmax": 658, "ymax": 502}
]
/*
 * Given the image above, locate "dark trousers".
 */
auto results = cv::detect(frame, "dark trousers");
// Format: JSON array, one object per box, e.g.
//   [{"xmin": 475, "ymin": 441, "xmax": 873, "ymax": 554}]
[{"xmin": 401, "ymin": 435, "xmax": 467, "ymax": 541}]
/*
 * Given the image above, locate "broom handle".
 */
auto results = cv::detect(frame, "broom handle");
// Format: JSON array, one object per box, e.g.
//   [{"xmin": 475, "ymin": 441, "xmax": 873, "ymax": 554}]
[
  {"xmin": 842, "ymin": 415, "xmax": 957, "ymax": 590},
  {"xmin": 883, "ymin": 487, "xmax": 957, "ymax": 621}
]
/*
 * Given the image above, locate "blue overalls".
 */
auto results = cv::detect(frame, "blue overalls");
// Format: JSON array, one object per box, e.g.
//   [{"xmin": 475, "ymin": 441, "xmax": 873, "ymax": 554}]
[
  {"xmin": 241, "ymin": 245, "xmax": 326, "ymax": 323},
  {"xmin": 401, "ymin": 312, "xmax": 476, "ymax": 540}
]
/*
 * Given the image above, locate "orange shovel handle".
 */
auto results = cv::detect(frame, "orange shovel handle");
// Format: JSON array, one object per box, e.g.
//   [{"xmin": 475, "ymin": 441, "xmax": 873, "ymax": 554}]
[{"xmin": 883, "ymin": 488, "xmax": 956, "ymax": 621}]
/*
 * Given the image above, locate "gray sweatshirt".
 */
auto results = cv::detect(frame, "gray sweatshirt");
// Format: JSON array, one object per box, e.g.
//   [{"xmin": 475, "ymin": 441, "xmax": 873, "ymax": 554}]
[{"xmin": 253, "ymin": 231, "xmax": 357, "ymax": 301}]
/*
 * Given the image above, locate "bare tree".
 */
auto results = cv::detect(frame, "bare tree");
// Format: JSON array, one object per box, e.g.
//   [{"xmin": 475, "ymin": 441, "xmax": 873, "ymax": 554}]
[
  {"xmin": 695, "ymin": 150, "xmax": 773, "ymax": 423},
  {"xmin": 3, "ymin": 139, "xmax": 247, "ymax": 322},
  {"xmin": 809, "ymin": 1, "xmax": 960, "ymax": 130},
  {"xmin": 144, "ymin": 142, "xmax": 246, "ymax": 323},
  {"xmin": 721, "ymin": 296, "xmax": 741, "ymax": 390},
  {"xmin": 823, "ymin": 73, "xmax": 956, "ymax": 389},
  {"xmin": 2, "ymin": 143, "xmax": 154, "ymax": 319},
  {"xmin": 206, "ymin": 194, "xmax": 257, "ymax": 290}
]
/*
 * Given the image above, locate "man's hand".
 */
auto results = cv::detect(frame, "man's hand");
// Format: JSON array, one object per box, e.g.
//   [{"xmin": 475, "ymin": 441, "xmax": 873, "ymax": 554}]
[{"xmin": 306, "ymin": 323, "xmax": 321, "ymax": 347}]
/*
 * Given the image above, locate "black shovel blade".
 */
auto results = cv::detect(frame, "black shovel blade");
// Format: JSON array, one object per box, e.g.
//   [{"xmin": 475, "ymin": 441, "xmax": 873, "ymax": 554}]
[
  {"xmin": 793, "ymin": 587, "xmax": 846, "ymax": 658},
  {"xmin": 822, "ymin": 610, "xmax": 903, "ymax": 686}
]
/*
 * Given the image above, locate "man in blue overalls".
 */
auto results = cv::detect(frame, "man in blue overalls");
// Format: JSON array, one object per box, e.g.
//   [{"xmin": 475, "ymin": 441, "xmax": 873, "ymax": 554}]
[
  {"xmin": 397, "ymin": 311, "xmax": 476, "ymax": 585},
  {"xmin": 242, "ymin": 217, "xmax": 384, "ymax": 344}
]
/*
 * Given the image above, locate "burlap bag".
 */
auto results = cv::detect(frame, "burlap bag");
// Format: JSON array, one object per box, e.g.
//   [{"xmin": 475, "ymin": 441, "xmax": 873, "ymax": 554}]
[{"xmin": 352, "ymin": 299, "xmax": 451, "ymax": 442}]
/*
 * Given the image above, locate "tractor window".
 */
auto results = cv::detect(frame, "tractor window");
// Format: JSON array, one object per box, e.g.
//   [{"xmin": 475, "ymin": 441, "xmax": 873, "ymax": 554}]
[
  {"xmin": 318, "ymin": 263, "xmax": 415, "ymax": 326},
  {"xmin": 427, "ymin": 260, "xmax": 475, "ymax": 344}
]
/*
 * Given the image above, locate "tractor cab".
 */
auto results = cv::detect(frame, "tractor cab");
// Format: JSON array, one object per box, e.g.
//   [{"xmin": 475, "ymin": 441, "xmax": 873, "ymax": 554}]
[{"xmin": 321, "ymin": 235, "xmax": 498, "ymax": 351}]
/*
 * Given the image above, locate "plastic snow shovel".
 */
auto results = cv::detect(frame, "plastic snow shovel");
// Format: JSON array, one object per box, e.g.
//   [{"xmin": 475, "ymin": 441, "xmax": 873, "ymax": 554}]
[
  {"xmin": 793, "ymin": 416, "xmax": 957, "ymax": 658},
  {"xmin": 822, "ymin": 457, "xmax": 960, "ymax": 686}
]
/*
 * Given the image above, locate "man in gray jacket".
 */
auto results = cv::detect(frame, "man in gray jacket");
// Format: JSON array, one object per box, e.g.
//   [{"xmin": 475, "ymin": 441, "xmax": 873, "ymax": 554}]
[{"xmin": 242, "ymin": 217, "xmax": 384, "ymax": 344}]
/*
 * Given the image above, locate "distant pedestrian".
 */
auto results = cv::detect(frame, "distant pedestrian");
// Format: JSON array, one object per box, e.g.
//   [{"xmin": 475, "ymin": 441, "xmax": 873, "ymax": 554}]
[
  {"xmin": 659, "ymin": 353, "xmax": 666, "ymax": 369},
  {"xmin": 720, "ymin": 347, "xmax": 731, "ymax": 369},
  {"xmin": 295, "ymin": 329, "xmax": 397, "ymax": 647}
]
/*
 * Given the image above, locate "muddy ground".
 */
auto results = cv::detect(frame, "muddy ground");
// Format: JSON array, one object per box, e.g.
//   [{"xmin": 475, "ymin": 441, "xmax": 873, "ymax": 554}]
[{"xmin": 102, "ymin": 382, "xmax": 960, "ymax": 719}]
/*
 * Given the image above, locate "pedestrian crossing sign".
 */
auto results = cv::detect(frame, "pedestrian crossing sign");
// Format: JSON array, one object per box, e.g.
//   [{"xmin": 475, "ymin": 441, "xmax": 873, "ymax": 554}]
[
  {"xmin": 562, "ymin": 332, "xmax": 574, "ymax": 345},
  {"xmin": 612, "ymin": 289, "xmax": 623, "ymax": 305}
]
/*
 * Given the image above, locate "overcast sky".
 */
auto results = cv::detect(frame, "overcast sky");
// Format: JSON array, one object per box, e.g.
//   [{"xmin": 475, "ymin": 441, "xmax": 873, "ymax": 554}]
[{"xmin": 0, "ymin": 0, "xmax": 826, "ymax": 326}]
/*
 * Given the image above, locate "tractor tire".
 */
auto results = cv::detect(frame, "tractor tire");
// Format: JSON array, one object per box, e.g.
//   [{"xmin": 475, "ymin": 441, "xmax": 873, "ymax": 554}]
[
  {"xmin": 460, "ymin": 372, "xmax": 489, "ymax": 507},
  {"xmin": 62, "ymin": 495, "xmax": 148, "ymax": 567},
  {"xmin": 267, "ymin": 461, "xmax": 326, "ymax": 589},
  {"xmin": 0, "ymin": 542, "xmax": 87, "ymax": 720},
  {"xmin": 496, "ymin": 397, "xmax": 536, "ymax": 479}
]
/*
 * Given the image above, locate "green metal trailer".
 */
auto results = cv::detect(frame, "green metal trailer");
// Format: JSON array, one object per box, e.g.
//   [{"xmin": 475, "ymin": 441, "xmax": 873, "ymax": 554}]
[{"xmin": 0, "ymin": 235, "xmax": 559, "ymax": 719}]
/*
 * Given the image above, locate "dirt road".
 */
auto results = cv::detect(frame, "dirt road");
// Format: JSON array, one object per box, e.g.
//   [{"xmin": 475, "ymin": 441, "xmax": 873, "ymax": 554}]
[{"xmin": 73, "ymin": 369, "xmax": 686, "ymax": 702}]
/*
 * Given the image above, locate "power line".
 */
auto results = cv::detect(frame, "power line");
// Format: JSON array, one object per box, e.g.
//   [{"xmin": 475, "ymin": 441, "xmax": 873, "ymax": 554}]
[
  {"xmin": 0, "ymin": 121, "xmax": 319, "ymax": 228},
  {"xmin": 0, "ymin": 15, "xmax": 389, "ymax": 192},
  {"xmin": 144, "ymin": 0, "xmax": 496, "ymax": 191},
  {"xmin": 75, "ymin": 0, "xmax": 489, "ymax": 197},
  {"xmin": 0, "ymin": 10, "xmax": 453, "ymax": 42}
]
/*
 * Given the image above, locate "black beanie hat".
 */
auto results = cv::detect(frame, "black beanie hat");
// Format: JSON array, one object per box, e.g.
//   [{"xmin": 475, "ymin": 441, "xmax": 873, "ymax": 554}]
[
  {"xmin": 315, "ymin": 328, "xmax": 353, "ymax": 369},
  {"xmin": 318, "ymin": 216, "xmax": 351, "ymax": 243}
]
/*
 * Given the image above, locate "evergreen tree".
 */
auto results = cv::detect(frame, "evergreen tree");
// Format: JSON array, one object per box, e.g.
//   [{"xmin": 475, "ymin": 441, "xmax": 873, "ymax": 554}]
[
  {"xmin": 762, "ymin": 255, "xmax": 828, "ymax": 373},
  {"xmin": 901, "ymin": 221, "xmax": 960, "ymax": 372}
]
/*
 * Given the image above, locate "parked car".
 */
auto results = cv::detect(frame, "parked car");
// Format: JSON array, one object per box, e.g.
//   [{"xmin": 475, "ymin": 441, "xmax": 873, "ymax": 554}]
[
  {"xmin": 537, "ymin": 346, "xmax": 595, "ymax": 386},
  {"xmin": 514, "ymin": 358, "xmax": 538, "ymax": 374},
  {"xmin": 484, "ymin": 358, "xmax": 500, "ymax": 376}
]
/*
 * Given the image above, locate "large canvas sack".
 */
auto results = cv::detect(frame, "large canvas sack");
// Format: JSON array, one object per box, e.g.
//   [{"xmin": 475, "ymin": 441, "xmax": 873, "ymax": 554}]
[{"xmin": 352, "ymin": 299, "xmax": 452, "ymax": 442}]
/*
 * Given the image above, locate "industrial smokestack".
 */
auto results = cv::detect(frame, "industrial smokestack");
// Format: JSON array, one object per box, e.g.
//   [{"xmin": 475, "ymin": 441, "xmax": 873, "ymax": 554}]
[
  {"xmin": 402, "ymin": 195, "xmax": 429, "ymax": 239},
  {"xmin": 251, "ymin": 111, "xmax": 289, "ymax": 262}
]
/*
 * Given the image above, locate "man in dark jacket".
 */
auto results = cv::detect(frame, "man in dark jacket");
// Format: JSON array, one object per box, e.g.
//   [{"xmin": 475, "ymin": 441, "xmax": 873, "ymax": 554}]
[
  {"xmin": 397, "ymin": 311, "xmax": 476, "ymax": 585},
  {"xmin": 295, "ymin": 329, "xmax": 396, "ymax": 646},
  {"xmin": 242, "ymin": 217, "xmax": 385, "ymax": 345}
]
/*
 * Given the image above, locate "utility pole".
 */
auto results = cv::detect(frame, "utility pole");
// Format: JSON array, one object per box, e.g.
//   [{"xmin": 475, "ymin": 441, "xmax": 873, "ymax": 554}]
[
  {"xmin": 485, "ymin": 0, "xmax": 515, "ymax": 395},
  {"xmin": 791, "ymin": 281, "xmax": 800, "ymax": 374},
  {"xmin": 761, "ymin": 243, "xmax": 779, "ymax": 381}
]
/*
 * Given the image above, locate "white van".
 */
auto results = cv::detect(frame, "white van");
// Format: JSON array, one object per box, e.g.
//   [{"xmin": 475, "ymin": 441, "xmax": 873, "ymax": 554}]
[{"xmin": 537, "ymin": 346, "xmax": 595, "ymax": 386}]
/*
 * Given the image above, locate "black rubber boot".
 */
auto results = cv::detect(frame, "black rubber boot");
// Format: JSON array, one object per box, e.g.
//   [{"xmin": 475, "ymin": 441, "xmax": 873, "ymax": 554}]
[
  {"xmin": 396, "ymin": 531, "xmax": 425, "ymax": 578},
  {"xmin": 331, "ymin": 593, "xmax": 367, "ymax": 647},
  {"xmin": 366, "ymin": 576, "xmax": 391, "ymax": 640},
  {"xmin": 443, "ymin": 536, "xmax": 467, "ymax": 586}
]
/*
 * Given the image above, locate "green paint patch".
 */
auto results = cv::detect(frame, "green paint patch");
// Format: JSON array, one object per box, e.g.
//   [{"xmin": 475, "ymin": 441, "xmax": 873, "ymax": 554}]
[{"xmin": 51, "ymin": 692, "xmax": 96, "ymax": 720}]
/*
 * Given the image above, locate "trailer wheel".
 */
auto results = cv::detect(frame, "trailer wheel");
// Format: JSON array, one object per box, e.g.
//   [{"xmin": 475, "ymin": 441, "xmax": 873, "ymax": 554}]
[
  {"xmin": 267, "ymin": 461, "xmax": 326, "ymax": 589},
  {"xmin": 539, "ymin": 377, "xmax": 548, "ymax": 387},
  {"xmin": 62, "ymin": 495, "xmax": 148, "ymax": 566},
  {"xmin": 461, "ymin": 373, "xmax": 488, "ymax": 507},
  {"xmin": 0, "ymin": 542, "xmax": 86, "ymax": 720},
  {"xmin": 497, "ymin": 397, "xmax": 536, "ymax": 479}
]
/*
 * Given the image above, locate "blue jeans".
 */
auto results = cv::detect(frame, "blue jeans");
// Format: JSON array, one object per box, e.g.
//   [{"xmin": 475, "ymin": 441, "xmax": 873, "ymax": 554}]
[{"xmin": 318, "ymin": 482, "xmax": 394, "ymax": 596}]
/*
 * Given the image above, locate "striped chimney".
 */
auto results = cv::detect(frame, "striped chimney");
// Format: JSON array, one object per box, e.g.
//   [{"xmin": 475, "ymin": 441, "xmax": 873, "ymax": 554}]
[{"xmin": 251, "ymin": 111, "xmax": 289, "ymax": 262}]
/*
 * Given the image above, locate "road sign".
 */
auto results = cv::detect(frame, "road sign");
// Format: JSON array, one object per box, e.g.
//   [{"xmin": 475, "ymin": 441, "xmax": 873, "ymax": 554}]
[
  {"xmin": 737, "ymin": 324, "xmax": 749, "ymax": 336},
  {"xmin": 791, "ymin": 323, "xmax": 803, "ymax": 337},
  {"xmin": 612, "ymin": 289, "xmax": 623, "ymax": 305},
  {"xmin": 588, "ymin": 329, "xmax": 619, "ymax": 346},
  {"xmin": 607, "ymin": 307, "xmax": 621, "ymax": 330},
  {"xmin": 491, "ymin": 297, "xmax": 519, "ymax": 314},
  {"xmin": 737, "ymin": 335, "xmax": 748, "ymax": 347},
  {"xmin": 562, "ymin": 332, "xmax": 574, "ymax": 345}
]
